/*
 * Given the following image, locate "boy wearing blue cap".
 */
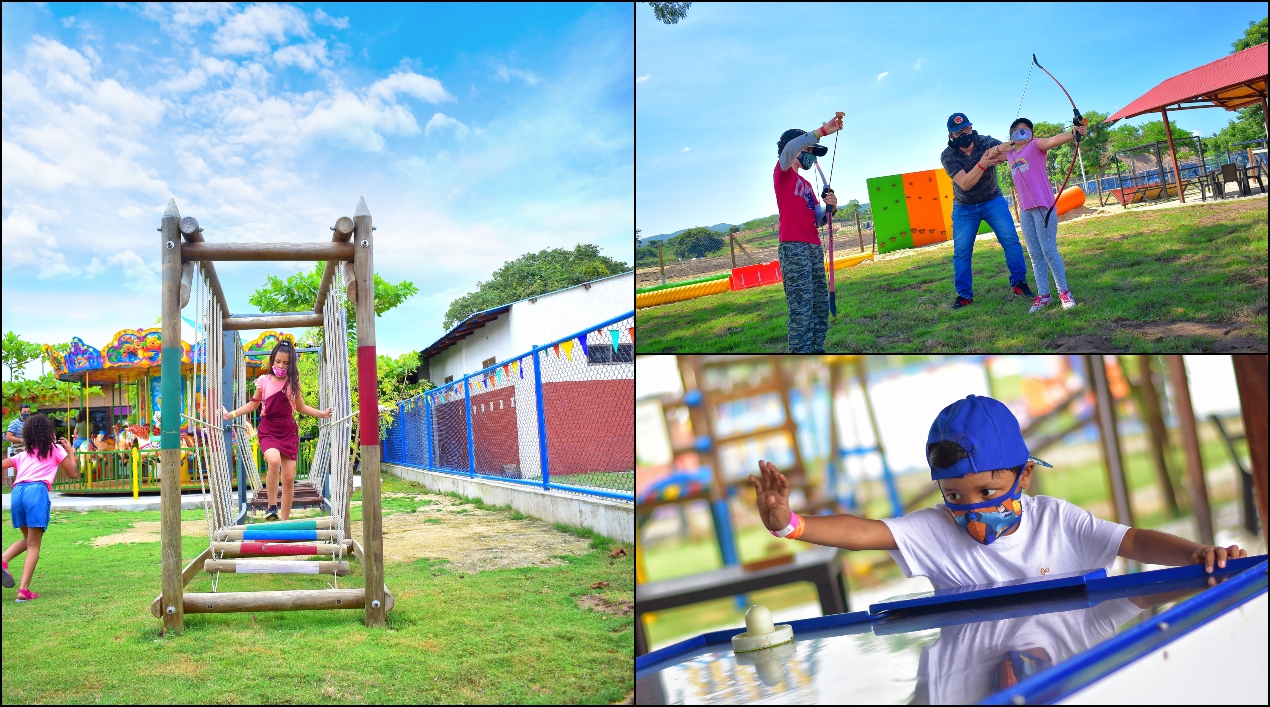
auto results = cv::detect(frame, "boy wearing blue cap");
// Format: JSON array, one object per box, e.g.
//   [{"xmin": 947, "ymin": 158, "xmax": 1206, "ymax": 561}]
[{"xmin": 750, "ymin": 394, "xmax": 1247, "ymax": 589}]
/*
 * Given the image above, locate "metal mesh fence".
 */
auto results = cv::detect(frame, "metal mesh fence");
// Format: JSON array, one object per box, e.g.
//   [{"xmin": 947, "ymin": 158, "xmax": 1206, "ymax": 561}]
[{"xmin": 382, "ymin": 311, "xmax": 633, "ymax": 501}]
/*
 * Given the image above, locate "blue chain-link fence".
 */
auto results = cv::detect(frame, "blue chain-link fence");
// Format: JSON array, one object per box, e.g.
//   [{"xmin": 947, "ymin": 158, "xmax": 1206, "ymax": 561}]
[{"xmin": 382, "ymin": 311, "xmax": 633, "ymax": 502}]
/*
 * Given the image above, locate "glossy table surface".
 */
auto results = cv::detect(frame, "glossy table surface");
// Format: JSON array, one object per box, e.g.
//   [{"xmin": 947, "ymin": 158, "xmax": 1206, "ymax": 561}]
[{"xmin": 635, "ymin": 556, "xmax": 1267, "ymax": 705}]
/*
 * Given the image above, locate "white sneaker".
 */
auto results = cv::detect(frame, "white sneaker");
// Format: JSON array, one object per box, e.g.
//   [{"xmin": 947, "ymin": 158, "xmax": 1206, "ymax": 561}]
[
  {"xmin": 1029, "ymin": 294, "xmax": 1052, "ymax": 313},
  {"xmin": 1058, "ymin": 290, "xmax": 1076, "ymax": 309}
]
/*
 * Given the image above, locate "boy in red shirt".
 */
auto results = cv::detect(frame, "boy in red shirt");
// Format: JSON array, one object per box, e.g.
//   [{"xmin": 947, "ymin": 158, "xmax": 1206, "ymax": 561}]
[{"xmin": 774, "ymin": 112, "xmax": 842, "ymax": 352}]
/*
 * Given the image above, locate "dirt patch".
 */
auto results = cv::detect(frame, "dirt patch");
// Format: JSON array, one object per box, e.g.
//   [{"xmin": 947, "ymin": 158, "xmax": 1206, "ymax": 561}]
[
  {"xmin": 91, "ymin": 520, "xmax": 211, "ymax": 547},
  {"xmin": 351, "ymin": 493, "xmax": 591, "ymax": 574},
  {"xmin": 1125, "ymin": 321, "xmax": 1240, "ymax": 339},
  {"xmin": 576, "ymin": 594, "xmax": 633, "ymax": 616},
  {"xmin": 1211, "ymin": 338, "xmax": 1269, "ymax": 353},
  {"xmin": 1048, "ymin": 335, "xmax": 1125, "ymax": 353}
]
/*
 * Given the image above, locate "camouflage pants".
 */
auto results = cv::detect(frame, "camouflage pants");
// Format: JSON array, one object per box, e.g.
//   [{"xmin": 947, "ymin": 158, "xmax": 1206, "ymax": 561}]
[{"xmin": 779, "ymin": 241, "xmax": 828, "ymax": 353}]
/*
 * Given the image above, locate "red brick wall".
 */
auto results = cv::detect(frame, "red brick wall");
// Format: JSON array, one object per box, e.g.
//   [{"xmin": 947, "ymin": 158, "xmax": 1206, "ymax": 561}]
[{"xmin": 542, "ymin": 379, "xmax": 634, "ymax": 476}]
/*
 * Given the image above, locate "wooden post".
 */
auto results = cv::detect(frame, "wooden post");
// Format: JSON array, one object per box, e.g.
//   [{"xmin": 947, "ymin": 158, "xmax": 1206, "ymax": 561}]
[
  {"xmin": 178, "ymin": 588, "xmax": 371, "ymax": 614},
  {"xmin": 352, "ymin": 197, "xmax": 386, "ymax": 627},
  {"xmin": 179, "ymin": 262, "xmax": 194, "ymax": 309},
  {"xmin": 1165, "ymin": 355, "xmax": 1213, "ymax": 545},
  {"xmin": 316, "ymin": 216, "xmax": 355, "ymax": 314},
  {"xmin": 178, "ymin": 217, "xmax": 231, "ymax": 319},
  {"xmin": 1087, "ymin": 355, "xmax": 1134, "ymax": 527},
  {"xmin": 1231, "ymin": 355, "xmax": 1268, "ymax": 546},
  {"xmin": 854, "ymin": 211, "xmax": 864, "ymax": 253},
  {"xmin": 224, "ymin": 313, "xmax": 325, "ymax": 330},
  {"xmin": 657, "ymin": 242, "xmax": 665, "ymax": 285},
  {"xmin": 1161, "ymin": 108, "xmax": 1185, "ymax": 204},
  {"xmin": 159, "ymin": 198, "xmax": 184, "ymax": 633},
  {"xmin": 1132, "ymin": 355, "xmax": 1181, "ymax": 517},
  {"xmin": 729, "ymin": 234, "xmax": 736, "ymax": 270},
  {"xmin": 181, "ymin": 242, "xmax": 355, "ymax": 262}
]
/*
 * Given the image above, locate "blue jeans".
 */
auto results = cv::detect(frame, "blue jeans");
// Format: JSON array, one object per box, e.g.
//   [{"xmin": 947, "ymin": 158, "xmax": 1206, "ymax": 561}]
[
  {"xmin": 1018, "ymin": 206, "xmax": 1068, "ymax": 296},
  {"xmin": 951, "ymin": 196, "xmax": 1029, "ymax": 300}
]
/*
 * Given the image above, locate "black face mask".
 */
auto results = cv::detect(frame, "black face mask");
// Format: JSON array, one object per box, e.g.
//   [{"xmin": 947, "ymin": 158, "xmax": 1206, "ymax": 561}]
[{"xmin": 949, "ymin": 130, "xmax": 976, "ymax": 149}]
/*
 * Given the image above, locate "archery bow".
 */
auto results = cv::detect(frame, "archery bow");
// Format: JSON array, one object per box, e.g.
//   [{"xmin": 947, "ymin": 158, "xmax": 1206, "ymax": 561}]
[{"xmin": 1032, "ymin": 53, "xmax": 1087, "ymax": 227}]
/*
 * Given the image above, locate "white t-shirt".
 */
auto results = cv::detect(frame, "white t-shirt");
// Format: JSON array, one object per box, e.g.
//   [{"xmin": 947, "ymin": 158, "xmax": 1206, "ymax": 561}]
[
  {"xmin": 881, "ymin": 494, "xmax": 1129, "ymax": 590},
  {"xmin": 916, "ymin": 598, "xmax": 1145, "ymax": 704}
]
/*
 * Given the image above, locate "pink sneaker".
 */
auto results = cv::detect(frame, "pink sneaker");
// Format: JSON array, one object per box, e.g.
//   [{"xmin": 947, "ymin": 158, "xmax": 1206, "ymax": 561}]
[
  {"xmin": 1058, "ymin": 290, "xmax": 1076, "ymax": 309},
  {"xmin": 1, "ymin": 561, "xmax": 13, "ymax": 588},
  {"xmin": 1028, "ymin": 294, "xmax": 1053, "ymax": 313},
  {"xmin": 15, "ymin": 588, "xmax": 38, "ymax": 602}
]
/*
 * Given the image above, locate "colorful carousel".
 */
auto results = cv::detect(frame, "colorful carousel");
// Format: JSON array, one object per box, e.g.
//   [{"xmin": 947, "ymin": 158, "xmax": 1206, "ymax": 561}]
[{"xmin": 44, "ymin": 328, "xmax": 294, "ymax": 495}]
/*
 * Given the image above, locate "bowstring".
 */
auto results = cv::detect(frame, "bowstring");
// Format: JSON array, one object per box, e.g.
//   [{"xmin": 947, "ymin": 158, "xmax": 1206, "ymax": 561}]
[{"xmin": 1014, "ymin": 61, "xmax": 1034, "ymax": 121}]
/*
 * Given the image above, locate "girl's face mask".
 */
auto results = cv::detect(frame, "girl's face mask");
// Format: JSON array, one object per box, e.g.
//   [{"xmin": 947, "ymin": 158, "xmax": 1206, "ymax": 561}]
[
  {"xmin": 1011, "ymin": 128, "xmax": 1033, "ymax": 142},
  {"xmin": 943, "ymin": 472, "xmax": 1024, "ymax": 545},
  {"xmin": 272, "ymin": 364, "xmax": 288, "ymax": 377}
]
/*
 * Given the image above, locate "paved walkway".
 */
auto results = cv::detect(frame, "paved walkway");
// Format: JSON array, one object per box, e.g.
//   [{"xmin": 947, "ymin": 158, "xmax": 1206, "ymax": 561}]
[{"xmin": 2, "ymin": 476, "xmax": 361, "ymax": 513}]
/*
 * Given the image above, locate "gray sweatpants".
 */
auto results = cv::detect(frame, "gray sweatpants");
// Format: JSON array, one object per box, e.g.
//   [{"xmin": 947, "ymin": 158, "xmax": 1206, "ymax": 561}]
[
  {"xmin": 778, "ymin": 241, "xmax": 828, "ymax": 353},
  {"xmin": 1019, "ymin": 206, "xmax": 1069, "ymax": 296}
]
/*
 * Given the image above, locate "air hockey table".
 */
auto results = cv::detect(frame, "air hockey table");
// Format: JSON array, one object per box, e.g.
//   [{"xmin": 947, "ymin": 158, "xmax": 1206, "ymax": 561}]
[{"xmin": 636, "ymin": 556, "xmax": 1268, "ymax": 705}]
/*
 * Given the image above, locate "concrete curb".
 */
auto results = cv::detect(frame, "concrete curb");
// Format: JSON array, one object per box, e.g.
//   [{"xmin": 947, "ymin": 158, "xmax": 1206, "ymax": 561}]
[{"xmin": 383, "ymin": 463, "xmax": 633, "ymax": 543}]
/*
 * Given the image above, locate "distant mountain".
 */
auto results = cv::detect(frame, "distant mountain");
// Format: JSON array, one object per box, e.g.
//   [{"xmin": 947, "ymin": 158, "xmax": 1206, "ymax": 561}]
[{"xmin": 639, "ymin": 223, "xmax": 734, "ymax": 245}]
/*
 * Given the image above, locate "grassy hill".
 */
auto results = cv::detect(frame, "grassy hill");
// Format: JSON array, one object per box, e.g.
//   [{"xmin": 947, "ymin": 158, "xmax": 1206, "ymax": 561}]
[{"xmin": 636, "ymin": 197, "xmax": 1268, "ymax": 353}]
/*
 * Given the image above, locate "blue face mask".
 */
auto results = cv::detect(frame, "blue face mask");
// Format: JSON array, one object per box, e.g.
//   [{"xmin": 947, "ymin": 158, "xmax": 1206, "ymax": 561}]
[
  {"xmin": 1011, "ymin": 128, "xmax": 1032, "ymax": 142},
  {"xmin": 942, "ymin": 471, "xmax": 1023, "ymax": 545},
  {"xmin": 798, "ymin": 152, "xmax": 816, "ymax": 170}
]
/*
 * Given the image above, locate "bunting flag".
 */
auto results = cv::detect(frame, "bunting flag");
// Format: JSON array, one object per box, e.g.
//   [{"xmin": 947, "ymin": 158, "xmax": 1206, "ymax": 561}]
[
  {"xmin": 561, "ymin": 339, "xmax": 575, "ymax": 361},
  {"xmin": 515, "ymin": 360, "xmax": 523, "ymax": 379},
  {"xmin": 502, "ymin": 364, "xmax": 510, "ymax": 380},
  {"xmin": 629, "ymin": 327, "xmax": 634, "ymax": 342},
  {"xmin": 495, "ymin": 367, "xmax": 503, "ymax": 384},
  {"xmin": 578, "ymin": 336, "xmax": 589, "ymax": 360},
  {"xmin": 552, "ymin": 344, "xmax": 561, "ymax": 359},
  {"xmin": 609, "ymin": 329, "xmax": 620, "ymax": 352}
]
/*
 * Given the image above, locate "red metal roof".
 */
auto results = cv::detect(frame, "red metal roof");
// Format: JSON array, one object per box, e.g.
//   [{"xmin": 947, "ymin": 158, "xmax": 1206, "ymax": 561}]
[{"xmin": 1106, "ymin": 43, "xmax": 1267, "ymax": 122}]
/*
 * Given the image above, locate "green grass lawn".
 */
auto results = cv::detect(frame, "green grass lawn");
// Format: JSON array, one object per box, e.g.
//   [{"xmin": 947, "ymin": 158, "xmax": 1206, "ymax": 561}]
[
  {"xmin": 2, "ymin": 474, "xmax": 631, "ymax": 704},
  {"xmin": 637, "ymin": 197, "xmax": 1268, "ymax": 352}
]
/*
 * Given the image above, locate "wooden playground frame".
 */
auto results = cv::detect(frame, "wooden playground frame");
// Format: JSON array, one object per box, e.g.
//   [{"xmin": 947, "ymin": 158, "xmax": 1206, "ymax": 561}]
[{"xmin": 151, "ymin": 198, "xmax": 390, "ymax": 633}]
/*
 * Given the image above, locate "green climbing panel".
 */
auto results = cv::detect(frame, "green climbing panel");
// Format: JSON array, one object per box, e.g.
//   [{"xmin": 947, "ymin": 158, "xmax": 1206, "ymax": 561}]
[
  {"xmin": 977, "ymin": 220, "xmax": 992, "ymax": 235},
  {"xmin": 866, "ymin": 175, "xmax": 913, "ymax": 254}
]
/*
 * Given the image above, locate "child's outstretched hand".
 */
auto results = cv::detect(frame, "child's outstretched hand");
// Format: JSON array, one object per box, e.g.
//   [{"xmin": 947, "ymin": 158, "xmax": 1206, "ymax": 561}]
[
  {"xmin": 319, "ymin": 407, "xmax": 333, "ymax": 419},
  {"xmin": 749, "ymin": 460, "xmax": 792, "ymax": 532},
  {"xmin": 221, "ymin": 407, "xmax": 234, "ymax": 421},
  {"xmin": 1190, "ymin": 544, "xmax": 1247, "ymax": 574}
]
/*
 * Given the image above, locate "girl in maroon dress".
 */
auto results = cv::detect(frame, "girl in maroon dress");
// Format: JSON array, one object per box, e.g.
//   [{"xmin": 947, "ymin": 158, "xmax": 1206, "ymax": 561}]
[{"xmin": 222, "ymin": 341, "xmax": 331, "ymax": 520}]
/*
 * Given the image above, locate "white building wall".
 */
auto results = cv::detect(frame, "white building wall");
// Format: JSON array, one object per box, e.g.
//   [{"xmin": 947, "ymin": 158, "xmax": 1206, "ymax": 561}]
[
  {"xmin": 507, "ymin": 272, "xmax": 633, "ymax": 355},
  {"xmin": 427, "ymin": 311, "xmax": 513, "ymax": 384}
]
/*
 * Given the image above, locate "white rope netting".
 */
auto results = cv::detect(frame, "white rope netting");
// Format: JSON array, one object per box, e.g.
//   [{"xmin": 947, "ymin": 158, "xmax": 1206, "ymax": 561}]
[
  {"xmin": 320, "ymin": 266, "xmax": 355, "ymax": 548},
  {"xmin": 190, "ymin": 265, "xmax": 236, "ymax": 560},
  {"xmin": 232, "ymin": 342, "xmax": 261, "ymax": 495}
]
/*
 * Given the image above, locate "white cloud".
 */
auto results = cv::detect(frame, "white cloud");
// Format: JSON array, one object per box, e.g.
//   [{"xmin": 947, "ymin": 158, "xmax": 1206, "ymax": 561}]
[
  {"xmin": 636, "ymin": 75, "xmax": 651, "ymax": 83},
  {"xmin": 914, "ymin": 59, "xmax": 922, "ymax": 70},
  {"xmin": 61, "ymin": 15, "xmax": 76, "ymax": 28},
  {"xmin": 313, "ymin": 8, "xmax": 350, "ymax": 29},
  {"xmin": 106, "ymin": 250, "xmax": 160, "ymax": 292},
  {"xmin": 682, "ymin": 147, "xmax": 690, "ymax": 152},
  {"xmin": 212, "ymin": 4, "xmax": 311, "ymax": 56},
  {"xmin": 493, "ymin": 64, "xmax": 541, "ymax": 86},
  {"xmin": 424, "ymin": 113, "xmax": 471, "ymax": 139},
  {"xmin": 369, "ymin": 72, "xmax": 453, "ymax": 104},
  {"xmin": 876, "ymin": 71, "xmax": 889, "ymax": 81},
  {"xmin": 274, "ymin": 41, "xmax": 331, "ymax": 71}
]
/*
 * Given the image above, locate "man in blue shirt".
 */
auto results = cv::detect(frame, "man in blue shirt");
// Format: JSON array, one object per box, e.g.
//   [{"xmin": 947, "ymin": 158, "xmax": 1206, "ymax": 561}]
[{"xmin": 940, "ymin": 113, "xmax": 1034, "ymax": 309}]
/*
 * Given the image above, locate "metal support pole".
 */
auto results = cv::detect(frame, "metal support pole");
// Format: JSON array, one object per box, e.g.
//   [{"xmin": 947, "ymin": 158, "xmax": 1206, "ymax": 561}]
[
  {"xmin": 464, "ymin": 376, "xmax": 476, "ymax": 478},
  {"xmin": 1161, "ymin": 108, "xmax": 1185, "ymax": 204},
  {"xmin": 224, "ymin": 330, "xmax": 244, "ymax": 524},
  {"xmin": 532, "ymin": 348, "xmax": 551, "ymax": 490},
  {"xmin": 855, "ymin": 359, "xmax": 902, "ymax": 518},
  {"xmin": 425, "ymin": 393, "xmax": 433, "ymax": 469},
  {"xmin": 1087, "ymin": 355, "xmax": 1134, "ymax": 527},
  {"xmin": 1166, "ymin": 355, "xmax": 1213, "ymax": 546}
]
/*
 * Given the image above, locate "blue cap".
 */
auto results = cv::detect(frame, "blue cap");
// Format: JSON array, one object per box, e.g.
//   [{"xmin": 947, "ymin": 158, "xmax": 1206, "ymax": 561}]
[
  {"xmin": 927, "ymin": 395, "xmax": 1051, "ymax": 480},
  {"xmin": 947, "ymin": 113, "xmax": 970, "ymax": 133}
]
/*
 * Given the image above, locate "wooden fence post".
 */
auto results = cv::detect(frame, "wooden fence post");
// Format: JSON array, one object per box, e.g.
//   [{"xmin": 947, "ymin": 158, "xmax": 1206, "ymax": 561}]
[
  {"xmin": 352, "ymin": 197, "xmax": 386, "ymax": 627},
  {"xmin": 159, "ymin": 198, "xmax": 185, "ymax": 634},
  {"xmin": 657, "ymin": 242, "xmax": 665, "ymax": 285}
]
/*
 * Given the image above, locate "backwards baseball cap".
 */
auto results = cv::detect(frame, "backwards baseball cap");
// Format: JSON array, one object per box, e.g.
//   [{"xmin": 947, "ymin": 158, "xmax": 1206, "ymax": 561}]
[
  {"xmin": 947, "ymin": 113, "xmax": 970, "ymax": 133},
  {"xmin": 927, "ymin": 394, "xmax": 1052, "ymax": 480},
  {"xmin": 777, "ymin": 128, "xmax": 829, "ymax": 157},
  {"xmin": 20, "ymin": 402, "xmax": 31, "ymax": 409}
]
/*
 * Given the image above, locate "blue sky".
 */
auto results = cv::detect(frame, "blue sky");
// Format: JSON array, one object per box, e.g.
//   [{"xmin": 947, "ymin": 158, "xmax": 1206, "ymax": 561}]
[
  {"xmin": 2, "ymin": 2, "xmax": 632, "ymax": 376},
  {"xmin": 637, "ymin": 2, "xmax": 1267, "ymax": 237}
]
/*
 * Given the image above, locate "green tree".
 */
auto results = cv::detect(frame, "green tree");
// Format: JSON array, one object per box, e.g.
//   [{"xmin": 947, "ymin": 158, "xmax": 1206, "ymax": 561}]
[
  {"xmin": 2, "ymin": 332, "xmax": 44, "ymax": 381},
  {"xmin": 646, "ymin": 2, "xmax": 691, "ymax": 24},
  {"xmin": 248, "ymin": 264, "xmax": 419, "ymax": 322},
  {"xmin": 442, "ymin": 244, "xmax": 629, "ymax": 330},
  {"xmin": 668, "ymin": 227, "xmax": 724, "ymax": 260},
  {"xmin": 1232, "ymin": 16, "xmax": 1267, "ymax": 51}
]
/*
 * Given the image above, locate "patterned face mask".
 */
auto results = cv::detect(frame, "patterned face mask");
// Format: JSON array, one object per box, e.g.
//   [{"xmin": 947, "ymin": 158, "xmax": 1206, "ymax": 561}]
[
  {"xmin": 798, "ymin": 151, "xmax": 816, "ymax": 170},
  {"xmin": 1011, "ymin": 128, "xmax": 1033, "ymax": 142},
  {"xmin": 272, "ymin": 365, "xmax": 287, "ymax": 377},
  {"xmin": 943, "ymin": 471, "xmax": 1024, "ymax": 545}
]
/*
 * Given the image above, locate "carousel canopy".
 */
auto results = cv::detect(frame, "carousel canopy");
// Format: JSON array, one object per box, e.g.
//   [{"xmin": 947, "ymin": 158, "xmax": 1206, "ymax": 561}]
[{"xmin": 48, "ymin": 329, "xmax": 296, "ymax": 385}]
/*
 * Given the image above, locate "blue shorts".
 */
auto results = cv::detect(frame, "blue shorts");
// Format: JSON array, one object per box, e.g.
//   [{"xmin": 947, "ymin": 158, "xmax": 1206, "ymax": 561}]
[{"xmin": 10, "ymin": 481, "xmax": 51, "ymax": 530}]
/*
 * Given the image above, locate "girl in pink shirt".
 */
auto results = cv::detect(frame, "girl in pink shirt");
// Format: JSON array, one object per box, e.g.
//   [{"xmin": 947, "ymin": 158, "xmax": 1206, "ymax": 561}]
[
  {"xmin": 222, "ymin": 341, "xmax": 331, "ymax": 521},
  {"xmin": 2, "ymin": 413, "xmax": 80, "ymax": 601},
  {"xmin": 1005, "ymin": 118, "xmax": 1087, "ymax": 313}
]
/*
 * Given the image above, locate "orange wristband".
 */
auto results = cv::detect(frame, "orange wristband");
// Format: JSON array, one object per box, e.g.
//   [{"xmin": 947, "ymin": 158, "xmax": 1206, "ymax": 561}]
[{"xmin": 786, "ymin": 514, "xmax": 807, "ymax": 540}]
